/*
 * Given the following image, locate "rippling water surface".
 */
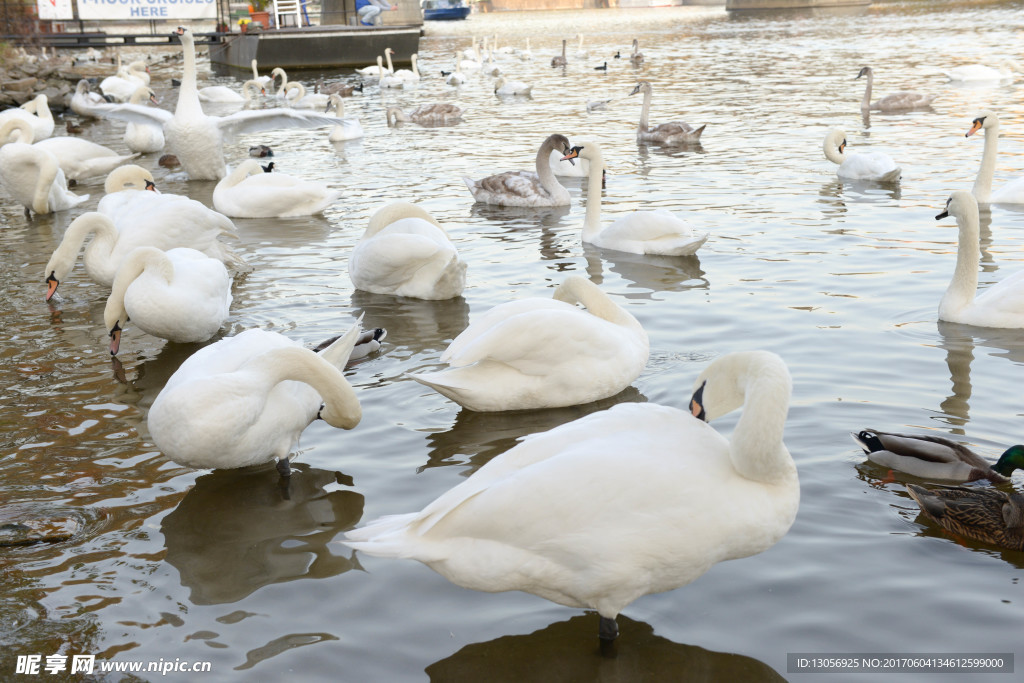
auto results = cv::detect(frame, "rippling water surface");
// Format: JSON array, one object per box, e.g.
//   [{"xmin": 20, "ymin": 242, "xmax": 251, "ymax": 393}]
[{"xmin": 3, "ymin": 3, "xmax": 1024, "ymax": 681}]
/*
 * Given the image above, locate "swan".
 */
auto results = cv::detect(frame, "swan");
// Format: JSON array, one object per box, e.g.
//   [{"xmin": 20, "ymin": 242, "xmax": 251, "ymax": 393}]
[
  {"xmin": 551, "ymin": 39, "xmax": 567, "ymax": 67},
  {"xmin": 852, "ymin": 430, "xmax": 1024, "ymax": 483},
  {"xmin": 70, "ymin": 79, "xmax": 109, "ymax": 119},
  {"xmin": 198, "ymin": 84, "xmax": 247, "ymax": 103},
  {"xmin": 94, "ymin": 28, "xmax": 343, "ymax": 180},
  {"xmin": 563, "ymin": 141, "xmax": 708, "ymax": 256},
  {"xmin": 32, "ymin": 133, "xmax": 138, "ymax": 182},
  {"xmin": 548, "ymin": 144, "xmax": 601, "ymax": 178},
  {"xmin": 148, "ymin": 323, "xmax": 364, "ymax": 476},
  {"xmin": 378, "ymin": 70, "xmax": 405, "ymax": 89},
  {"xmin": 213, "ymin": 159, "xmax": 339, "ymax": 218},
  {"xmin": 104, "ymin": 246, "xmax": 232, "ymax": 354},
  {"xmin": 519, "ymin": 37, "xmax": 532, "ymax": 61},
  {"xmin": 493, "ymin": 77, "xmax": 532, "ymax": 96},
  {"xmin": 461, "ymin": 37, "xmax": 478, "ymax": 61},
  {"xmin": 460, "ymin": 44, "xmax": 482, "ymax": 72},
  {"xmin": 0, "ymin": 121, "xmax": 88, "ymax": 217},
  {"xmin": 386, "ymin": 104, "xmax": 464, "ymax": 126},
  {"xmin": 629, "ymin": 38, "xmax": 644, "ymax": 66},
  {"xmin": 935, "ymin": 191, "xmax": 1024, "ymax": 328},
  {"xmin": 250, "ymin": 58, "xmax": 273, "ymax": 88},
  {"xmin": 574, "ymin": 33, "xmax": 589, "ymax": 60},
  {"xmin": 122, "ymin": 86, "xmax": 165, "ymax": 154},
  {"xmin": 283, "ymin": 82, "xmax": 330, "ymax": 109},
  {"xmin": 944, "ymin": 60, "xmax": 1017, "ymax": 83},
  {"xmin": 630, "ymin": 81, "xmax": 704, "ymax": 145},
  {"xmin": 0, "ymin": 93, "xmax": 55, "ymax": 141},
  {"xmin": 349, "ymin": 201, "xmax": 466, "ymax": 300},
  {"xmin": 387, "ymin": 49, "xmax": 420, "ymax": 83},
  {"xmin": 483, "ymin": 49, "xmax": 502, "ymax": 78},
  {"xmin": 408, "ymin": 275, "xmax": 647, "ymax": 411},
  {"xmin": 965, "ymin": 110, "xmax": 1024, "ymax": 204},
  {"xmin": 326, "ymin": 94, "xmax": 364, "ymax": 141},
  {"xmin": 349, "ymin": 350, "xmax": 799, "ymax": 642},
  {"xmin": 463, "ymin": 133, "xmax": 570, "ymax": 207},
  {"xmin": 856, "ymin": 66, "xmax": 936, "ymax": 112},
  {"xmin": 444, "ymin": 55, "xmax": 467, "ymax": 86},
  {"xmin": 100, "ymin": 58, "xmax": 149, "ymax": 102},
  {"xmin": 356, "ymin": 55, "xmax": 387, "ymax": 78},
  {"xmin": 823, "ymin": 129, "xmax": 901, "ymax": 182}
]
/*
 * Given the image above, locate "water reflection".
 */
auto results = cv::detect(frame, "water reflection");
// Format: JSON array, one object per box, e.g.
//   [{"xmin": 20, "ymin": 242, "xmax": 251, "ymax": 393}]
[
  {"xmin": 583, "ymin": 244, "xmax": 708, "ymax": 294},
  {"xmin": 349, "ymin": 289, "xmax": 470, "ymax": 358},
  {"xmin": 469, "ymin": 203, "xmax": 575, "ymax": 262},
  {"xmin": 419, "ymin": 387, "xmax": 645, "ymax": 476},
  {"xmin": 425, "ymin": 613, "xmax": 785, "ymax": 682},
  {"xmin": 818, "ymin": 178, "xmax": 902, "ymax": 203},
  {"xmin": 161, "ymin": 464, "xmax": 363, "ymax": 605}
]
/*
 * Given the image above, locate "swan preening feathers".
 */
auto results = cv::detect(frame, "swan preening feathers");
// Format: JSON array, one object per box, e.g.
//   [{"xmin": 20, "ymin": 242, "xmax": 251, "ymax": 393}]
[
  {"xmin": 935, "ymin": 191, "xmax": 1024, "ymax": 328},
  {"xmin": 823, "ymin": 129, "xmax": 901, "ymax": 182},
  {"xmin": 350, "ymin": 350, "xmax": 799, "ymax": 641}
]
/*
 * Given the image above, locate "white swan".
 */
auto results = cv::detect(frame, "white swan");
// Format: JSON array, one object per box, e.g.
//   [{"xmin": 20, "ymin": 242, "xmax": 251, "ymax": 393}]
[
  {"xmin": 104, "ymin": 246, "xmax": 232, "ymax": 354},
  {"xmin": 283, "ymin": 82, "xmax": 330, "ymax": 110},
  {"xmin": 386, "ymin": 104, "xmax": 463, "ymax": 126},
  {"xmin": 326, "ymin": 94, "xmax": 364, "ymax": 141},
  {"xmin": 100, "ymin": 59, "xmax": 150, "ymax": 102},
  {"xmin": 0, "ymin": 120, "xmax": 88, "ymax": 216},
  {"xmin": 935, "ymin": 191, "xmax": 1024, "ymax": 328},
  {"xmin": 856, "ymin": 66, "xmax": 936, "ymax": 112},
  {"xmin": 823, "ymin": 129, "xmax": 901, "ymax": 182},
  {"xmin": 250, "ymin": 58, "xmax": 273, "ymax": 88},
  {"xmin": 409, "ymin": 275, "xmax": 647, "ymax": 411},
  {"xmin": 574, "ymin": 33, "xmax": 589, "ymax": 60},
  {"xmin": 0, "ymin": 93, "xmax": 55, "ymax": 141},
  {"xmin": 944, "ymin": 61, "xmax": 1017, "ymax": 83},
  {"xmin": 29, "ymin": 123, "xmax": 138, "ymax": 181},
  {"xmin": 70, "ymin": 79, "xmax": 109, "ymax": 119},
  {"xmin": 551, "ymin": 39, "xmax": 567, "ymax": 68},
  {"xmin": 198, "ymin": 84, "xmax": 246, "ymax": 103},
  {"xmin": 483, "ymin": 49, "xmax": 502, "ymax": 77},
  {"xmin": 460, "ymin": 44, "xmax": 482, "ymax": 72},
  {"xmin": 122, "ymin": 86, "xmax": 165, "ymax": 154},
  {"xmin": 212, "ymin": 159, "xmax": 339, "ymax": 218},
  {"xmin": 630, "ymin": 81, "xmax": 704, "ymax": 145},
  {"xmin": 966, "ymin": 110, "xmax": 1024, "ymax": 204},
  {"xmin": 463, "ymin": 133, "xmax": 570, "ymax": 207},
  {"xmin": 388, "ymin": 49, "xmax": 420, "ymax": 83},
  {"xmin": 349, "ymin": 201, "xmax": 466, "ymax": 300},
  {"xmin": 493, "ymin": 76, "xmax": 532, "ymax": 96},
  {"xmin": 349, "ymin": 350, "xmax": 798, "ymax": 642},
  {"xmin": 563, "ymin": 141, "xmax": 709, "ymax": 256},
  {"xmin": 356, "ymin": 55, "xmax": 387, "ymax": 78},
  {"xmin": 519, "ymin": 37, "xmax": 532, "ymax": 61},
  {"xmin": 94, "ymin": 28, "xmax": 342, "ymax": 180},
  {"xmin": 444, "ymin": 55, "xmax": 467, "ymax": 86},
  {"xmin": 147, "ymin": 323, "xmax": 363, "ymax": 476}
]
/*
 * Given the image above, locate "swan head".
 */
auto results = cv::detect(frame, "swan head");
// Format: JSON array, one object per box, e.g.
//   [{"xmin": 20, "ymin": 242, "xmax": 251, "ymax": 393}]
[
  {"xmin": 104, "ymin": 164, "xmax": 155, "ymax": 194},
  {"xmin": 855, "ymin": 66, "xmax": 872, "ymax": 80},
  {"xmin": 493, "ymin": 77, "xmax": 506, "ymax": 92},
  {"xmin": 688, "ymin": 350, "xmax": 791, "ymax": 424},
  {"xmin": 629, "ymin": 80, "xmax": 650, "ymax": 96},
  {"xmin": 935, "ymin": 191, "xmax": 976, "ymax": 222},
  {"xmin": 823, "ymin": 129, "xmax": 847, "ymax": 158},
  {"xmin": 966, "ymin": 110, "xmax": 996, "ymax": 137}
]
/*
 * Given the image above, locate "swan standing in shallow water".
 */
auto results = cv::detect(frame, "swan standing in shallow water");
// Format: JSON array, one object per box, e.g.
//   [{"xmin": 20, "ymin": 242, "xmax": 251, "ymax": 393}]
[
  {"xmin": 563, "ymin": 142, "xmax": 708, "ymax": 256},
  {"xmin": 326, "ymin": 94, "xmax": 364, "ymax": 141},
  {"xmin": 856, "ymin": 66, "xmax": 936, "ymax": 111},
  {"xmin": 823, "ymin": 129, "xmax": 901, "ymax": 182},
  {"xmin": 463, "ymin": 133, "xmax": 571, "ymax": 207},
  {"xmin": 0, "ymin": 120, "xmax": 88, "ymax": 217},
  {"xmin": 95, "ymin": 27, "xmax": 342, "ymax": 180},
  {"xmin": 213, "ymin": 159, "xmax": 339, "ymax": 218},
  {"xmin": 935, "ymin": 191, "xmax": 1024, "ymax": 328},
  {"xmin": 409, "ymin": 275, "xmax": 647, "ymax": 411},
  {"xmin": 104, "ymin": 246, "xmax": 232, "ymax": 354},
  {"xmin": 147, "ymin": 324, "xmax": 364, "ymax": 476},
  {"xmin": 630, "ymin": 81, "xmax": 704, "ymax": 145},
  {"xmin": 966, "ymin": 110, "xmax": 1024, "ymax": 204},
  {"xmin": 349, "ymin": 201, "xmax": 466, "ymax": 300},
  {"xmin": 349, "ymin": 350, "xmax": 798, "ymax": 642}
]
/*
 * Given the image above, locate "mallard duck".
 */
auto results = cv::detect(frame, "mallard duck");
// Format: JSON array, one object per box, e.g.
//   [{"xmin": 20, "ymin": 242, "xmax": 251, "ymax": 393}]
[
  {"xmin": 853, "ymin": 430, "xmax": 1024, "ymax": 483},
  {"xmin": 906, "ymin": 484, "xmax": 1024, "ymax": 551}
]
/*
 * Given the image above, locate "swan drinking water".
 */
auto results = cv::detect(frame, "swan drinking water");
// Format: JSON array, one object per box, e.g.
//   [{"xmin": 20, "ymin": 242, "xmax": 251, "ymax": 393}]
[
  {"xmin": 935, "ymin": 191, "xmax": 1024, "ymax": 328},
  {"xmin": 348, "ymin": 350, "xmax": 799, "ymax": 643},
  {"xmin": 562, "ymin": 141, "xmax": 709, "ymax": 256},
  {"xmin": 463, "ymin": 133, "xmax": 571, "ymax": 207},
  {"xmin": 966, "ymin": 110, "xmax": 1024, "ymax": 204},
  {"xmin": 409, "ymin": 275, "xmax": 648, "ymax": 411}
]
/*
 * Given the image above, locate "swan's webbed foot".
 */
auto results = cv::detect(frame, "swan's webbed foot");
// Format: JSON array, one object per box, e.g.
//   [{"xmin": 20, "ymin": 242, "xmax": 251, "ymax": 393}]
[
  {"xmin": 276, "ymin": 457, "xmax": 292, "ymax": 478},
  {"xmin": 598, "ymin": 615, "xmax": 618, "ymax": 642}
]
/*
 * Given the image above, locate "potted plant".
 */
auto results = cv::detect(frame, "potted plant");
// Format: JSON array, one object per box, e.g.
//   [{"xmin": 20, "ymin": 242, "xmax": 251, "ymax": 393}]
[{"xmin": 248, "ymin": 1, "xmax": 271, "ymax": 30}]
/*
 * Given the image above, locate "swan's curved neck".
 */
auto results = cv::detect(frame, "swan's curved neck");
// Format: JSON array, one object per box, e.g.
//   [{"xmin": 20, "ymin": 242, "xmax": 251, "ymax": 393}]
[
  {"xmin": 385, "ymin": 50, "xmax": 395, "ymax": 74},
  {"xmin": 45, "ymin": 213, "xmax": 118, "ymax": 282},
  {"xmin": 251, "ymin": 59, "xmax": 260, "ymax": 80},
  {"xmin": 175, "ymin": 33, "xmax": 202, "ymax": 115},
  {"xmin": 106, "ymin": 247, "xmax": 173, "ymax": 328},
  {"xmin": 242, "ymin": 80, "xmax": 261, "ymax": 101},
  {"xmin": 553, "ymin": 277, "xmax": 641, "ymax": 331},
  {"xmin": 0, "ymin": 118, "xmax": 33, "ymax": 144},
  {"xmin": 638, "ymin": 86, "xmax": 652, "ymax": 133},
  {"xmin": 973, "ymin": 124, "xmax": 999, "ymax": 202},
  {"xmin": 730, "ymin": 366, "xmax": 794, "ymax": 484},
  {"xmin": 253, "ymin": 347, "xmax": 361, "ymax": 429},
  {"xmin": 411, "ymin": 54, "xmax": 419, "ymax": 77},
  {"xmin": 941, "ymin": 209, "xmax": 981, "ymax": 318},
  {"xmin": 386, "ymin": 107, "xmax": 405, "ymax": 126},
  {"xmin": 222, "ymin": 161, "xmax": 259, "ymax": 188},
  {"xmin": 33, "ymin": 151, "xmax": 59, "ymax": 215},
  {"xmin": 860, "ymin": 71, "xmax": 873, "ymax": 110},
  {"xmin": 365, "ymin": 202, "xmax": 442, "ymax": 238},
  {"xmin": 581, "ymin": 148, "xmax": 605, "ymax": 240},
  {"xmin": 535, "ymin": 138, "xmax": 566, "ymax": 200},
  {"xmin": 823, "ymin": 134, "xmax": 846, "ymax": 165}
]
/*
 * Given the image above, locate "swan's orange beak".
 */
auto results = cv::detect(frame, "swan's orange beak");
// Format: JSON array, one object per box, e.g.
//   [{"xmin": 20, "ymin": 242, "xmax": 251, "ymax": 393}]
[
  {"xmin": 966, "ymin": 118, "xmax": 984, "ymax": 137},
  {"xmin": 45, "ymin": 272, "xmax": 59, "ymax": 301},
  {"xmin": 109, "ymin": 323, "xmax": 122, "ymax": 356},
  {"xmin": 690, "ymin": 381, "xmax": 707, "ymax": 422},
  {"xmin": 144, "ymin": 180, "xmax": 157, "ymax": 192},
  {"xmin": 839, "ymin": 140, "xmax": 846, "ymax": 154}
]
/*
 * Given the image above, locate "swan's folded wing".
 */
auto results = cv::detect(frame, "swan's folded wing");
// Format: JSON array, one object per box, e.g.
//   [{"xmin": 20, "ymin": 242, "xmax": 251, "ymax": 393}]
[
  {"xmin": 93, "ymin": 102, "xmax": 173, "ymax": 126},
  {"xmin": 216, "ymin": 108, "xmax": 345, "ymax": 138},
  {"xmin": 975, "ymin": 268, "xmax": 1024, "ymax": 314},
  {"xmin": 472, "ymin": 170, "xmax": 546, "ymax": 201},
  {"xmin": 352, "ymin": 234, "xmax": 451, "ymax": 287},
  {"xmin": 439, "ymin": 299, "xmax": 565, "ymax": 362},
  {"xmin": 602, "ymin": 209, "xmax": 698, "ymax": 243}
]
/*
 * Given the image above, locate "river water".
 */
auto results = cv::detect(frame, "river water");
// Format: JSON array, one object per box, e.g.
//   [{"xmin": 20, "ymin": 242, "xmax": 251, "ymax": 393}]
[{"xmin": 2, "ymin": 2, "xmax": 1023, "ymax": 681}]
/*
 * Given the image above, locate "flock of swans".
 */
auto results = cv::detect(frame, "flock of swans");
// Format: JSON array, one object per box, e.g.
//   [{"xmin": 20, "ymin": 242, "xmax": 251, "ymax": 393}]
[{"xmin": 3, "ymin": 24, "xmax": 1024, "ymax": 646}]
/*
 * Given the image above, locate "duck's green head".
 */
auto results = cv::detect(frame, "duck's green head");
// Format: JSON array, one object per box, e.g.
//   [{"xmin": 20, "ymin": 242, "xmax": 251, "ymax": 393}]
[{"xmin": 993, "ymin": 445, "xmax": 1024, "ymax": 477}]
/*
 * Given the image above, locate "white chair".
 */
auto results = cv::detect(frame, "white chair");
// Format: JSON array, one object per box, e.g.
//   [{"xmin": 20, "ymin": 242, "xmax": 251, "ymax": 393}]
[{"xmin": 274, "ymin": 0, "xmax": 303, "ymax": 27}]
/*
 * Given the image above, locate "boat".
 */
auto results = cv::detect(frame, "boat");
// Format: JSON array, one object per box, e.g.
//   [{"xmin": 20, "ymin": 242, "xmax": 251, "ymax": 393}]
[{"xmin": 421, "ymin": 0, "xmax": 471, "ymax": 21}]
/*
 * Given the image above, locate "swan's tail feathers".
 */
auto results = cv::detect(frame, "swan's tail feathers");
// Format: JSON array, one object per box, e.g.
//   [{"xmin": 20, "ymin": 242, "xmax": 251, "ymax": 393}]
[
  {"xmin": 692, "ymin": 124, "xmax": 707, "ymax": 140},
  {"xmin": 218, "ymin": 244, "xmax": 251, "ymax": 275},
  {"xmin": 343, "ymin": 512, "xmax": 421, "ymax": 558},
  {"xmin": 881, "ymin": 167, "xmax": 902, "ymax": 183},
  {"xmin": 663, "ymin": 231, "xmax": 709, "ymax": 256},
  {"xmin": 316, "ymin": 319, "xmax": 363, "ymax": 369}
]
